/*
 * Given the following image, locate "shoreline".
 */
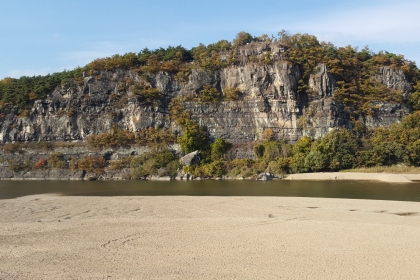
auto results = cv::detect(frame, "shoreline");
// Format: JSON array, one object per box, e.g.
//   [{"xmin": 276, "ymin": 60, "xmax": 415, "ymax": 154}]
[
  {"xmin": 1, "ymin": 195, "xmax": 420, "ymax": 279},
  {"xmin": 1, "ymin": 171, "xmax": 420, "ymax": 183},
  {"xmin": 285, "ymin": 172, "xmax": 420, "ymax": 183}
]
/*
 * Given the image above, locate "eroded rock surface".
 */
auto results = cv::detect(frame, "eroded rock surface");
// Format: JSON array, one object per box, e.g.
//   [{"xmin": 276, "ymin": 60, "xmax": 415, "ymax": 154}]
[{"xmin": 0, "ymin": 44, "xmax": 413, "ymax": 145}]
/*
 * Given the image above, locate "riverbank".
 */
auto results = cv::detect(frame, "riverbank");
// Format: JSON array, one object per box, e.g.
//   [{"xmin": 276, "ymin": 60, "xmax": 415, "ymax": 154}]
[
  {"xmin": 1, "ymin": 195, "xmax": 419, "ymax": 279},
  {"xmin": 285, "ymin": 172, "xmax": 420, "ymax": 183}
]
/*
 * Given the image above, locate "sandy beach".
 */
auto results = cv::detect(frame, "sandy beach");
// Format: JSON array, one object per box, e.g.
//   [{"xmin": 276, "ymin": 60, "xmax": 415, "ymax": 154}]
[
  {"xmin": 1, "ymin": 195, "xmax": 420, "ymax": 279},
  {"xmin": 285, "ymin": 172, "xmax": 420, "ymax": 183}
]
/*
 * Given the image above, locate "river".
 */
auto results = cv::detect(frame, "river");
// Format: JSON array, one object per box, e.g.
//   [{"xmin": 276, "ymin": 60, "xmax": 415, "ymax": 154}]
[{"xmin": 1, "ymin": 179, "xmax": 420, "ymax": 201}]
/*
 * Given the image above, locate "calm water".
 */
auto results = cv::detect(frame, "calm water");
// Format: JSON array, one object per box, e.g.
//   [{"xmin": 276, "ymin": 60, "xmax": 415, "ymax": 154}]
[{"xmin": 1, "ymin": 180, "xmax": 420, "ymax": 201}]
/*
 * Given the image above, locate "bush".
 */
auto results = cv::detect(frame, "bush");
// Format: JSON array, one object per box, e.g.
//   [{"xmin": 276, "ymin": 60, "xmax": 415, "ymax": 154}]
[
  {"xmin": 34, "ymin": 158, "xmax": 48, "ymax": 169},
  {"xmin": 178, "ymin": 120, "xmax": 209, "ymax": 154},
  {"xmin": 87, "ymin": 125, "xmax": 135, "ymax": 149},
  {"xmin": 130, "ymin": 83, "xmax": 162, "ymax": 106},
  {"xmin": 136, "ymin": 127, "xmax": 177, "ymax": 146},
  {"xmin": 253, "ymin": 140, "xmax": 292, "ymax": 162},
  {"xmin": 130, "ymin": 149, "xmax": 180, "ymax": 179},
  {"xmin": 3, "ymin": 143, "xmax": 23, "ymax": 154},
  {"xmin": 48, "ymin": 152, "xmax": 66, "ymax": 169},
  {"xmin": 78, "ymin": 156, "xmax": 106, "ymax": 174},
  {"xmin": 8, "ymin": 159, "xmax": 32, "ymax": 172},
  {"xmin": 223, "ymin": 87, "xmax": 242, "ymax": 101},
  {"xmin": 198, "ymin": 85, "xmax": 221, "ymax": 103},
  {"xmin": 210, "ymin": 138, "xmax": 232, "ymax": 161}
]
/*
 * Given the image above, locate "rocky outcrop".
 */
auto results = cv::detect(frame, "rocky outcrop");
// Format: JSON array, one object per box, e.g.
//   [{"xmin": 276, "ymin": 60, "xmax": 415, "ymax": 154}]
[
  {"xmin": 308, "ymin": 64, "xmax": 335, "ymax": 98},
  {"xmin": 181, "ymin": 150, "xmax": 201, "ymax": 166},
  {"xmin": 0, "ymin": 43, "xmax": 413, "ymax": 145},
  {"xmin": 375, "ymin": 66, "xmax": 412, "ymax": 99}
]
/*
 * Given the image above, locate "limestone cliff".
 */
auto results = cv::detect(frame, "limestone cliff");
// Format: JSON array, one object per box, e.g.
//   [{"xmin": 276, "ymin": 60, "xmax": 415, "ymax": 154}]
[{"xmin": 0, "ymin": 43, "xmax": 413, "ymax": 145}]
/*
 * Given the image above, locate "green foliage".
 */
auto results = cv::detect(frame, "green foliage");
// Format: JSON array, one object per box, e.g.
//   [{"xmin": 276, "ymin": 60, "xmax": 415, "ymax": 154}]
[
  {"xmin": 7, "ymin": 159, "xmax": 33, "ymax": 172},
  {"xmin": 284, "ymin": 33, "xmax": 323, "ymax": 82},
  {"xmin": 87, "ymin": 125, "xmax": 136, "ymax": 149},
  {"xmin": 327, "ymin": 46, "xmax": 404, "ymax": 119},
  {"xmin": 194, "ymin": 160, "xmax": 228, "ymax": 178},
  {"xmin": 138, "ymin": 46, "xmax": 193, "ymax": 64},
  {"xmin": 210, "ymin": 138, "xmax": 232, "ymax": 161},
  {"xmin": 292, "ymin": 136, "xmax": 312, "ymax": 155},
  {"xmin": 130, "ymin": 83, "xmax": 162, "ymax": 106},
  {"xmin": 178, "ymin": 120, "xmax": 209, "ymax": 154},
  {"xmin": 48, "ymin": 152, "xmax": 66, "ymax": 169},
  {"xmin": 130, "ymin": 148, "xmax": 179, "ymax": 179},
  {"xmin": 0, "ymin": 67, "xmax": 85, "ymax": 109},
  {"xmin": 2, "ymin": 143, "xmax": 24, "ymax": 154},
  {"xmin": 87, "ymin": 46, "xmax": 193, "ymax": 72},
  {"xmin": 78, "ymin": 156, "xmax": 106, "ymax": 174},
  {"xmin": 198, "ymin": 85, "xmax": 221, "ymax": 103},
  {"xmin": 232, "ymin": 32, "xmax": 253, "ymax": 47},
  {"xmin": 408, "ymin": 83, "xmax": 420, "ymax": 111},
  {"xmin": 223, "ymin": 86, "xmax": 242, "ymax": 101},
  {"xmin": 108, "ymin": 156, "xmax": 133, "ymax": 170},
  {"xmin": 288, "ymin": 136, "xmax": 312, "ymax": 173},
  {"xmin": 192, "ymin": 44, "xmax": 227, "ymax": 72},
  {"xmin": 136, "ymin": 127, "xmax": 177, "ymax": 147},
  {"xmin": 307, "ymin": 128, "xmax": 359, "ymax": 171},
  {"xmin": 261, "ymin": 51, "xmax": 272, "ymax": 65},
  {"xmin": 359, "ymin": 111, "xmax": 420, "ymax": 167},
  {"xmin": 254, "ymin": 140, "xmax": 292, "ymax": 162}
]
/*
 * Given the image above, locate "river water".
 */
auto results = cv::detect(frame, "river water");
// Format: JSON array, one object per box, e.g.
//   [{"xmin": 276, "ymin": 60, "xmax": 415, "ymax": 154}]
[{"xmin": 1, "ymin": 180, "xmax": 420, "ymax": 201}]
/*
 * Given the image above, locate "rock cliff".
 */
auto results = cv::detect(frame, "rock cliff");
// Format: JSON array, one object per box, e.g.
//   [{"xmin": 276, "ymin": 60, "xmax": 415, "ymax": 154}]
[{"xmin": 0, "ymin": 43, "xmax": 413, "ymax": 145}]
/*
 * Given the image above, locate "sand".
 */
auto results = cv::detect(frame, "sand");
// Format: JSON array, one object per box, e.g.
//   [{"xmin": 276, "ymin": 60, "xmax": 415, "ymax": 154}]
[
  {"xmin": 1, "ymin": 195, "xmax": 420, "ymax": 279},
  {"xmin": 285, "ymin": 172, "xmax": 420, "ymax": 183}
]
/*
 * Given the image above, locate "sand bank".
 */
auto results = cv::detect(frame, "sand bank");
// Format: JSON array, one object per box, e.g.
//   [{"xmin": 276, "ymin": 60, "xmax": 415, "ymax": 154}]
[
  {"xmin": 1, "ymin": 195, "xmax": 420, "ymax": 279},
  {"xmin": 285, "ymin": 172, "xmax": 420, "ymax": 182}
]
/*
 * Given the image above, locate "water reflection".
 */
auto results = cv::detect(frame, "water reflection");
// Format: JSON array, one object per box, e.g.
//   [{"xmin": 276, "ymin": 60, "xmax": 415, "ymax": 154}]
[{"xmin": 1, "ymin": 180, "xmax": 420, "ymax": 201}]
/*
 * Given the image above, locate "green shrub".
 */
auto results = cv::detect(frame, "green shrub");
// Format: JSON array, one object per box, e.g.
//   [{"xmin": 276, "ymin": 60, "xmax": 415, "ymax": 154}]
[
  {"xmin": 178, "ymin": 120, "xmax": 209, "ymax": 154},
  {"xmin": 87, "ymin": 125, "xmax": 135, "ymax": 149},
  {"xmin": 130, "ymin": 84, "xmax": 162, "ymax": 106},
  {"xmin": 78, "ymin": 156, "xmax": 106, "ymax": 174},
  {"xmin": 210, "ymin": 138, "xmax": 232, "ymax": 161},
  {"xmin": 7, "ymin": 159, "xmax": 32, "ymax": 172},
  {"xmin": 198, "ymin": 85, "xmax": 221, "ymax": 103},
  {"xmin": 130, "ymin": 148, "xmax": 180, "ymax": 179},
  {"xmin": 48, "ymin": 152, "xmax": 66, "ymax": 169}
]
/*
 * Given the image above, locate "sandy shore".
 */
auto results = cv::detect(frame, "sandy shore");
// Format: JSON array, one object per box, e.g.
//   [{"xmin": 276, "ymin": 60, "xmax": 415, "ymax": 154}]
[
  {"xmin": 285, "ymin": 172, "xmax": 420, "ymax": 182},
  {"xmin": 1, "ymin": 195, "xmax": 420, "ymax": 279}
]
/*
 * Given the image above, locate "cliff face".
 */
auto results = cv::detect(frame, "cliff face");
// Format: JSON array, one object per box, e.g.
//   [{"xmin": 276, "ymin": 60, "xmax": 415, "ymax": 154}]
[{"xmin": 0, "ymin": 44, "xmax": 413, "ymax": 144}]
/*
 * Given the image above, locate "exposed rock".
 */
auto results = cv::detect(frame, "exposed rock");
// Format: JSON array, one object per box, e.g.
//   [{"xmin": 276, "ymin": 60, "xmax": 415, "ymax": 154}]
[
  {"xmin": 375, "ymin": 66, "xmax": 412, "ymax": 99},
  {"xmin": 256, "ymin": 172, "xmax": 276, "ymax": 180},
  {"xmin": 308, "ymin": 64, "xmax": 335, "ymax": 98},
  {"xmin": 0, "ymin": 47, "xmax": 413, "ymax": 147},
  {"xmin": 181, "ymin": 151, "xmax": 201, "ymax": 166}
]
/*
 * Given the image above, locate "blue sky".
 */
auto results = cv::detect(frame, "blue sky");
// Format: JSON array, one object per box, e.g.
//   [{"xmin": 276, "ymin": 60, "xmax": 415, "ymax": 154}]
[{"xmin": 1, "ymin": 0, "xmax": 420, "ymax": 79}]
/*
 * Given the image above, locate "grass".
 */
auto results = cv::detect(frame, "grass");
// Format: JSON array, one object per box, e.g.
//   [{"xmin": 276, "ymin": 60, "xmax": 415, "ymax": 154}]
[{"xmin": 341, "ymin": 165, "xmax": 420, "ymax": 174}]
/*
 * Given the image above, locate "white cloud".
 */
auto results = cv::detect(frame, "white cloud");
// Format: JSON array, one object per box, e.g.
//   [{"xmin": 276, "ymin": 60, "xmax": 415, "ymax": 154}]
[
  {"xmin": 6, "ymin": 68, "xmax": 53, "ymax": 78},
  {"xmin": 294, "ymin": 1, "xmax": 420, "ymax": 45},
  {"xmin": 57, "ymin": 38, "xmax": 175, "ymax": 69},
  {"xmin": 2, "ymin": 38, "xmax": 176, "ymax": 78}
]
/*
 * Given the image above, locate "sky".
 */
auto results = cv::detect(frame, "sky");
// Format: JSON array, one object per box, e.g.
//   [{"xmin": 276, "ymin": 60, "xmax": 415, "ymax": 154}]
[{"xmin": 1, "ymin": 0, "xmax": 420, "ymax": 79}]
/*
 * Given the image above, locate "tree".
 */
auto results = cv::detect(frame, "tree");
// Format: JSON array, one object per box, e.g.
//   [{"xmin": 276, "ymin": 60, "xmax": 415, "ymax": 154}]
[
  {"xmin": 311, "ymin": 128, "xmax": 359, "ymax": 170},
  {"xmin": 130, "ymin": 84, "xmax": 162, "ymax": 106},
  {"xmin": 198, "ymin": 85, "xmax": 221, "ymax": 103},
  {"xmin": 223, "ymin": 86, "xmax": 241, "ymax": 101},
  {"xmin": 232, "ymin": 32, "xmax": 253, "ymax": 47},
  {"xmin": 210, "ymin": 138, "xmax": 232, "ymax": 161},
  {"xmin": 408, "ymin": 82, "xmax": 420, "ymax": 111},
  {"xmin": 178, "ymin": 120, "xmax": 209, "ymax": 154}
]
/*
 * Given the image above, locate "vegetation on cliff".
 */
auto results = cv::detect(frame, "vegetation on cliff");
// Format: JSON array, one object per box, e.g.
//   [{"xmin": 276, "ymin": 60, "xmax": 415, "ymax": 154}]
[
  {"xmin": 1, "ymin": 31, "xmax": 418, "ymax": 110},
  {"xmin": 1, "ymin": 110, "xmax": 420, "ymax": 178},
  {"xmin": 1, "ymin": 31, "xmax": 420, "ymax": 179}
]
